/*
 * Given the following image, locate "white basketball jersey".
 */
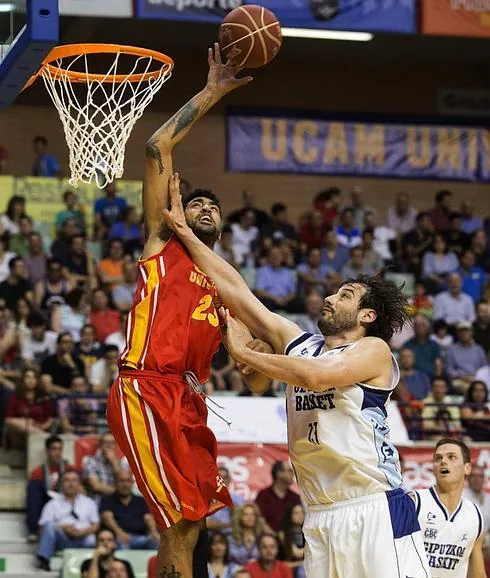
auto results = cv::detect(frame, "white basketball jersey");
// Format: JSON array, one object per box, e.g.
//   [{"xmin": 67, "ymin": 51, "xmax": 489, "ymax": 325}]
[
  {"xmin": 285, "ymin": 332, "xmax": 402, "ymax": 506},
  {"xmin": 415, "ymin": 487, "xmax": 484, "ymax": 577}
]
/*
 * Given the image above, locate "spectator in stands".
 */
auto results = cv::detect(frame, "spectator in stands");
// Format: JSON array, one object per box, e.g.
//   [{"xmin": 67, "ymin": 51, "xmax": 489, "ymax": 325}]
[
  {"xmin": 228, "ymin": 504, "xmax": 263, "ymax": 565},
  {"xmin": 473, "ymin": 302, "xmax": 490, "ymax": 352},
  {"xmin": 255, "ymin": 461, "xmax": 301, "ymax": 532},
  {"xmin": 26, "ymin": 435, "xmax": 76, "ymax": 539},
  {"xmin": 335, "ymin": 207, "xmax": 361, "ymax": 249},
  {"xmin": 295, "ymin": 290, "xmax": 323, "ymax": 335},
  {"xmin": 81, "ymin": 528, "xmax": 136, "ymax": 578},
  {"xmin": 403, "ymin": 314, "xmax": 442, "ymax": 378},
  {"xmin": 421, "ymin": 377, "xmax": 462, "ymax": 439},
  {"xmin": 8, "ymin": 215, "xmax": 33, "ymax": 256},
  {"xmin": 41, "ymin": 331, "xmax": 85, "ymax": 393},
  {"xmin": 350, "ymin": 186, "xmax": 375, "ymax": 231},
  {"xmin": 4, "ymin": 368, "xmax": 54, "ymax": 447},
  {"xmin": 340, "ymin": 246, "xmax": 374, "ymax": 282},
  {"xmin": 22, "ymin": 312, "xmax": 57, "ymax": 370},
  {"xmin": 75, "ymin": 323, "xmax": 103, "ymax": 373},
  {"xmin": 51, "ymin": 287, "xmax": 88, "ymax": 342},
  {"xmin": 228, "ymin": 189, "xmax": 270, "ymax": 232},
  {"xmin": 98, "ymin": 238, "xmax": 125, "ymax": 291},
  {"xmin": 298, "ymin": 210, "xmax": 327, "ymax": 251},
  {"xmin": 313, "ymin": 187, "xmax": 342, "ymax": 226},
  {"xmin": 100, "ymin": 470, "xmax": 159, "ymax": 550},
  {"xmin": 255, "ymin": 247, "xmax": 298, "ymax": 313},
  {"xmin": 245, "ymin": 534, "xmax": 293, "ymax": 578},
  {"xmin": 230, "ymin": 210, "xmax": 259, "ymax": 267},
  {"xmin": 112, "ymin": 262, "xmax": 137, "ymax": 312},
  {"xmin": 109, "ymin": 205, "xmax": 140, "ymax": 251},
  {"xmin": 433, "ymin": 272, "xmax": 476, "ymax": 327},
  {"xmin": 411, "ymin": 283, "xmax": 433, "ymax": 319},
  {"xmin": 445, "ymin": 212, "xmax": 470, "ymax": 257},
  {"xmin": 460, "ymin": 201, "xmax": 483, "ymax": 235},
  {"xmin": 63, "ymin": 233, "xmax": 97, "ymax": 289},
  {"xmin": 421, "ymin": 234, "xmax": 459, "ymax": 294},
  {"xmin": 398, "ymin": 347, "xmax": 431, "ymax": 400},
  {"xmin": 460, "ymin": 381, "xmax": 490, "ymax": 441},
  {"xmin": 0, "ymin": 195, "xmax": 26, "ymax": 235},
  {"xmin": 51, "ymin": 217, "xmax": 79, "ymax": 263},
  {"xmin": 470, "ymin": 229, "xmax": 490, "ymax": 272},
  {"xmin": 463, "ymin": 465, "xmax": 490, "ymax": 532},
  {"xmin": 446, "ymin": 322, "xmax": 486, "ymax": 392},
  {"xmin": 90, "ymin": 289, "xmax": 120, "ymax": 344},
  {"xmin": 83, "ymin": 432, "xmax": 128, "ymax": 502},
  {"xmin": 363, "ymin": 211, "xmax": 397, "ymax": 264},
  {"xmin": 360, "ymin": 229, "xmax": 383, "ymax": 273},
  {"xmin": 208, "ymin": 531, "xmax": 239, "ymax": 578},
  {"xmin": 262, "ymin": 203, "xmax": 298, "ymax": 246},
  {"xmin": 93, "ymin": 182, "xmax": 128, "ymax": 240},
  {"xmin": 14, "ymin": 296, "xmax": 33, "ymax": 346},
  {"xmin": 0, "ymin": 256, "xmax": 33, "ymax": 311},
  {"xmin": 90, "ymin": 344, "xmax": 119, "ymax": 394},
  {"xmin": 58, "ymin": 376, "xmax": 99, "ymax": 435},
  {"xmin": 214, "ymin": 225, "xmax": 239, "ymax": 269},
  {"xmin": 55, "ymin": 190, "xmax": 86, "ymax": 234},
  {"xmin": 36, "ymin": 469, "xmax": 99, "ymax": 571},
  {"xmin": 0, "ymin": 297, "xmax": 16, "ymax": 367},
  {"xmin": 430, "ymin": 319, "xmax": 453, "ymax": 353},
  {"xmin": 459, "ymin": 249, "xmax": 487, "ymax": 304},
  {"xmin": 387, "ymin": 191, "xmax": 417, "ymax": 235},
  {"xmin": 208, "ymin": 466, "xmax": 245, "ymax": 533},
  {"xmin": 319, "ymin": 228, "xmax": 349, "ymax": 273},
  {"xmin": 105, "ymin": 312, "xmax": 128, "ymax": 354},
  {"xmin": 400, "ymin": 212, "xmax": 435, "ymax": 276},
  {"xmin": 24, "ymin": 232, "xmax": 47, "ymax": 285},
  {"xmin": 475, "ymin": 351, "xmax": 490, "ymax": 390},
  {"xmin": 0, "ymin": 233, "xmax": 15, "ymax": 283},
  {"xmin": 35, "ymin": 257, "xmax": 72, "ymax": 312},
  {"xmin": 297, "ymin": 248, "xmax": 332, "ymax": 300},
  {"xmin": 278, "ymin": 504, "xmax": 305, "ymax": 573},
  {"xmin": 32, "ymin": 135, "xmax": 60, "ymax": 177},
  {"xmin": 428, "ymin": 190, "xmax": 452, "ymax": 232}
]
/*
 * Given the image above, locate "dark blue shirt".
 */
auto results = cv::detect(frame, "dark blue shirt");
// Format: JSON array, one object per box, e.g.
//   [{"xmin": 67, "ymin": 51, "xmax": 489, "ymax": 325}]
[
  {"xmin": 32, "ymin": 153, "xmax": 60, "ymax": 177},
  {"xmin": 99, "ymin": 493, "xmax": 149, "ymax": 535},
  {"xmin": 402, "ymin": 369, "xmax": 431, "ymax": 400},
  {"xmin": 459, "ymin": 266, "xmax": 487, "ymax": 303},
  {"xmin": 94, "ymin": 197, "xmax": 127, "ymax": 227},
  {"xmin": 403, "ymin": 338, "xmax": 441, "ymax": 378}
]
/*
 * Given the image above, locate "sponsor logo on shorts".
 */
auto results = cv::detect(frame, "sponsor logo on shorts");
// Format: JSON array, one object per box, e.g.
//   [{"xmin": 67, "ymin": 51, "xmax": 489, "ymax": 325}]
[{"xmin": 216, "ymin": 475, "xmax": 227, "ymax": 493}]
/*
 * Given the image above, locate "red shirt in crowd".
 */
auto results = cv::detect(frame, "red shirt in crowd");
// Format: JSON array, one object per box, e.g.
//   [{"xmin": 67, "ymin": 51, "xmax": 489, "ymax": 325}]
[
  {"xmin": 255, "ymin": 486, "xmax": 301, "ymax": 531},
  {"xmin": 30, "ymin": 463, "xmax": 77, "ymax": 490},
  {"xmin": 245, "ymin": 561, "xmax": 293, "ymax": 578},
  {"xmin": 147, "ymin": 556, "xmax": 157, "ymax": 578},
  {"xmin": 6, "ymin": 395, "xmax": 54, "ymax": 424},
  {"xmin": 90, "ymin": 309, "xmax": 120, "ymax": 343}
]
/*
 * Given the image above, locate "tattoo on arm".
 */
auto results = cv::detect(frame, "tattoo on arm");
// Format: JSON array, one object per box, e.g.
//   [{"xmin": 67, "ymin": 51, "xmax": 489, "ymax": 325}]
[
  {"xmin": 159, "ymin": 565, "xmax": 182, "ymax": 578},
  {"xmin": 146, "ymin": 140, "xmax": 165, "ymax": 175}
]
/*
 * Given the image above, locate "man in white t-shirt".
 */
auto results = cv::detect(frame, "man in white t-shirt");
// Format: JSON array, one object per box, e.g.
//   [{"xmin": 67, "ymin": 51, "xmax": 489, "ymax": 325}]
[
  {"xmin": 474, "ymin": 353, "xmax": 490, "ymax": 390},
  {"xmin": 89, "ymin": 344, "xmax": 119, "ymax": 393},
  {"xmin": 230, "ymin": 209, "xmax": 259, "ymax": 266},
  {"xmin": 22, "ymin": 312, "xmax": 57, "ymax": 369}
]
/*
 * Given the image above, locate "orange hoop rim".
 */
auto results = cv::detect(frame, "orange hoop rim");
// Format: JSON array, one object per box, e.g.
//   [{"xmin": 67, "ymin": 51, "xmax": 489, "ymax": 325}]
[{"xmin": 31, "ymin": 43, "xmax": 174, "ymax": 85}]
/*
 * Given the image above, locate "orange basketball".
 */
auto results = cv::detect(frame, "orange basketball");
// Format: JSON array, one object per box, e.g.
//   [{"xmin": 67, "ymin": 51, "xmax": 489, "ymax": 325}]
[{"xmin": 219, "ymin": 5, "xmax": 282, "ymax": 69}]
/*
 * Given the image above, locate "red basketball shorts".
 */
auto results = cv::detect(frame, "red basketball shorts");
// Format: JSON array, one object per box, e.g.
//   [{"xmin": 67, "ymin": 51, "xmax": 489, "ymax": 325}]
[{"xmin": 107, "ymin": 370, "xmax": 232, "ymax": 529}]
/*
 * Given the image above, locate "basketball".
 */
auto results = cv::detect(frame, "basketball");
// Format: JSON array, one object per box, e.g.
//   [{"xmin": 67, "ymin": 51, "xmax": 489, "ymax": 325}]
[{"xmin": 219, "ymin": 5, "xmax": 282, "ymax": 69}]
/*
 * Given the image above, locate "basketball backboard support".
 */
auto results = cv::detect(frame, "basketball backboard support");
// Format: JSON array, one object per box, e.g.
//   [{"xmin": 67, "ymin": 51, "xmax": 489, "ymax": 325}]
[{"xmin": 0, "ymin": 0, "xmax": 58, "ymax": 109}]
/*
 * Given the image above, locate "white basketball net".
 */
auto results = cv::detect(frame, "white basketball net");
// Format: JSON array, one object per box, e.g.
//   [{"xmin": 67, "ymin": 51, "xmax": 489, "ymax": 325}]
[{"xmin": 41, "ymin": 50, "xmax": 172, "ymax": 188}]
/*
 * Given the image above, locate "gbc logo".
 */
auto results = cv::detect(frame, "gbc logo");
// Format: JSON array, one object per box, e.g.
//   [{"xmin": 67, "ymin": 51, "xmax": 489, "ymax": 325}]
[{"xmin": 425, "ymin": 528, "xmax": 438, "ymax": 540}]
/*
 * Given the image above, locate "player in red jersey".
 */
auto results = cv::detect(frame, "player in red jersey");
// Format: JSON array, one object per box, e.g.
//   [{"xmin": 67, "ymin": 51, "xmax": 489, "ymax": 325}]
[{"xmin": 106, "ymin": 46, "xmax": 259, "ymax": 578}]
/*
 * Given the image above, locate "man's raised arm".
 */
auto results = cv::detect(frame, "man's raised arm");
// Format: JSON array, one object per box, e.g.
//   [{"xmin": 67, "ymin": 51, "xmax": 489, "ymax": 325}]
[
  {"xmin": 164, "ymin": 173, "xmax": 302, "ymax": 354},
  {"xmin": 143, "ymin": 44, "xmax": 252, "ymax": 256}
]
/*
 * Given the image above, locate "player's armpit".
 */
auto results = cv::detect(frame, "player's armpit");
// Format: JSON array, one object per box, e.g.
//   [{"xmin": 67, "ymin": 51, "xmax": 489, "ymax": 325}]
[{"xmin": 468, "ymin": 533, "xmax": 486, "ymax": 578}]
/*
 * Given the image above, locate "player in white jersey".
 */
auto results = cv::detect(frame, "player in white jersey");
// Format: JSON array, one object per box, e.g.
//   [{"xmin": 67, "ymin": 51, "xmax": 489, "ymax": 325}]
[
  {"xmin": 414, "ymin": 438, "xmax": 486, "ymax": 578},
  {"xmin": 163, "ymin": 174, "xmax": 431, "ymax": 578}
]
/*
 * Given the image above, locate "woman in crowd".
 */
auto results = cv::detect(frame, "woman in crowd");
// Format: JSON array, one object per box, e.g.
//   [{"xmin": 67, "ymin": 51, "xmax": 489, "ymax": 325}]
[
  {"xmin": 279, "ymin": 504, "xmax": 305, "ymax": 577},
  {"xmin": 4, "ymin": 368, "xmax": 54, "ymax": 448},
  {"xmin": 460, "ymin": 380, "xmax": 490, "ymax": 442},
  {"xmin": 421, "ymin": 233, "xmax": 459, "ymax": 294},
  {"xmin": 228, "ymin": 503, "xmax": 263, "ymax": 565},
  {"xmin": 0, "ymin": 195, "xmax": 25, "ymax": 235},
  {"xmin": 0, "ymin": 233, "xmax": 16, "ymax": 283},
  {"xmin": 208, "ymin": 531, "xmax": 240, "ymax": 578},
  {"xmin": 50, "ymin": 287, "xmax": 88, "ymax": 342},
  {"xmin": 14, "ymin": 297, "xmax": 33, "ymax": 349}
]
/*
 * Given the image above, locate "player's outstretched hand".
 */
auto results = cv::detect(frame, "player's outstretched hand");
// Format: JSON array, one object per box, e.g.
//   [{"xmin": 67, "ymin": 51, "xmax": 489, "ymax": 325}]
[
  {"xmin": 163, "ymin": 172, "xmax": 191, "ymax": 238},
  {"xmin": 237, "ymin": 339, "xmax": 274, "ymax": 375},
  {"xmin": 218, "ymin": 307, "xmax": 253, "ymax": 360},
  {"xmin": 206, "ymin": 42, "xmax": 253, "ymax": 97}
]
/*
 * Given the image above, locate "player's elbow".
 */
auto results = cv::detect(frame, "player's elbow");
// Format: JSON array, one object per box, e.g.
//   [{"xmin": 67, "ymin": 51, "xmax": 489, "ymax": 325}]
[{"xmin": 145, "ymin": 135, "xmax": 171, "ymax": 156}]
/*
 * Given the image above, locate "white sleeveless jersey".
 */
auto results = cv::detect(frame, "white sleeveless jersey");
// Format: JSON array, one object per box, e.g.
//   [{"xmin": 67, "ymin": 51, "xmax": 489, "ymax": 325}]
[
  {"xmin": 415, "ymin": 487, "xmax": 484, "ymax": 577},
  {"xmin": 285, "ymin": 332, "xmax": 402, "ymax": 506}
]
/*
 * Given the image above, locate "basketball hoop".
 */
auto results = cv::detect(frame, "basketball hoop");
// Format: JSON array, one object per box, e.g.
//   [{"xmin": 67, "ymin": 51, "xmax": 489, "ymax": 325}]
[{"xmin": 28, "ymin": 44, "xmax": 174, "ymax": 188}]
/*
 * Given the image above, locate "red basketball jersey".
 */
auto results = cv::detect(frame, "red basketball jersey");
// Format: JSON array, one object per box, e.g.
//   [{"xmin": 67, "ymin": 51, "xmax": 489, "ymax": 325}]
[{"xmin": 119, "ymin": 237, "xmax": 221, "ymax": 383}]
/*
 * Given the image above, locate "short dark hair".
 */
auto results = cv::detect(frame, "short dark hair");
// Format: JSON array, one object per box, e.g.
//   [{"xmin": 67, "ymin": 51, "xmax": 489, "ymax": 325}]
[
  {"xmin": 435, "ymin": 190, "xmax": 451, "ymax": 203},
  {"xmin": 47, "ymin": 257, "xmax": 62, "ymax": 270},
  {"xmin": 63, "ymin": 190, "xmax": 75, "ymax": 202},
  {"xmin": 182, "ymin": 189, "xmax": 221, "ymax": 214},
  {"xmin": 33, "ymin": 136, "xmax": 48, "ymax": 146},
  {"xmin": 8, "ymin": 256, "xmax": 23, "ymax": 271},
  {"xmin": 416, "ymin": 211, "xmax": 429, "ymax": 223},
  {"xmin": 57, "ymin": 331, "xmax": 72, "ymax": 345},
  {"xmin": 27, "ymin": 311, "xmax": 47, "ymax": 329},
  {"xmin": 65, "ymin": 288, "xmax": 85, "ymax": 309},
  {"xmin": 258, "ymin": 533, "xmax": 280, "ymax": 549},
  {"xmin": 340, "ymin": 207, "xmax": 354, "ymax": 217},
  {"xmin": 96, "ymin": 527, "xmax": 116, "ymax": 541},
  {"xmin": 45, "ymin": 435, "xmax": 62, "ymax": 450},
  {"xmin": 434, "ymin": 438, "xmax": 471, "ymax": 464},
  {"xmin": 271, "ymin": 461, "xmax": 284, "ymax": 481},
  {"xmin": 104, "ymin": 344, "xmax": 119, "ymax": 356},
  {"xmin": 341, "ymin": 273, "xmax": 409, "ymax": 342},
  {"xmin": 271, "ymin": 203, "xmax": 286, "ymax": 216}
]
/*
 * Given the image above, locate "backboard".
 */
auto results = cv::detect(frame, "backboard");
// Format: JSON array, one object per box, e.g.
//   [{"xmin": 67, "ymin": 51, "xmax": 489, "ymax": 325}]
[{"xmin": 0, "ymin": 0, "xmax": 58, "ymax": 109}]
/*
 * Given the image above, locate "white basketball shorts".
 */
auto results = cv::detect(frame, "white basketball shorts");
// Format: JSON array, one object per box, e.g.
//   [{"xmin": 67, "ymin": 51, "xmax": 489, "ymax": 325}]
[{"xmin": 303, "ymin": 488, "xmax": 431, "ymax": 578}]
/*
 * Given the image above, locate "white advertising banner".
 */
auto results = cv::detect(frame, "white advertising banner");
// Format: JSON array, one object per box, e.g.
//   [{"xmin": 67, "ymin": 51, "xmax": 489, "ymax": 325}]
[
  {"xmin": 208, "ymin": 396, "xmax": 411, "ymax": 446},
  {"xmin": 59, "ymin": 0, "xmax": 132, "ymax": 17}
]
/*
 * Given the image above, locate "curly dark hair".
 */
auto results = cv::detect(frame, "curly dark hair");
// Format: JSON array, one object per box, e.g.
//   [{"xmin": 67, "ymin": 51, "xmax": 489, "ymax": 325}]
[
  {"xmin": 341, "ymin": 273, "xmax": 409, "ymax": 343},
  {"xmin": 182, "ymin": 188, "xmax": 221, "ymax": 214}
]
